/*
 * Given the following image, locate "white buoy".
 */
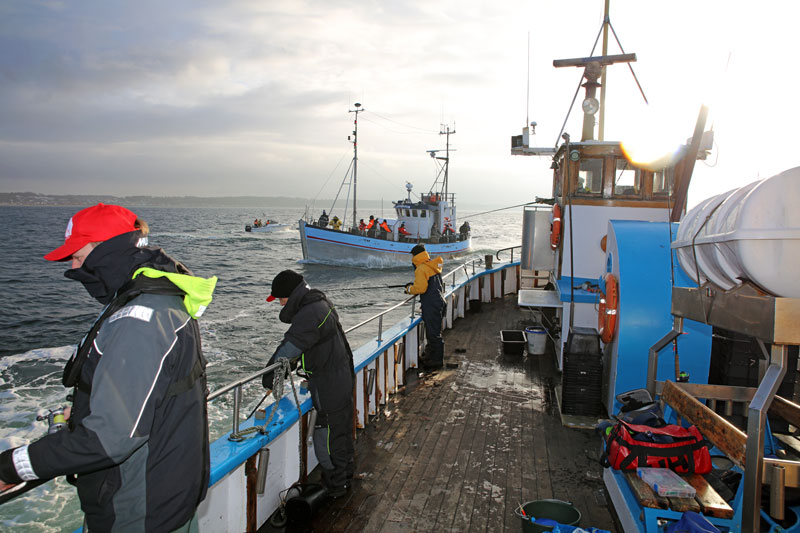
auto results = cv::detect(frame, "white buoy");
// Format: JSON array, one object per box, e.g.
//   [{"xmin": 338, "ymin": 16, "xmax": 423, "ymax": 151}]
[{"xmin": 672, "ymin": 167, "xmax": 800, "ymax": 298}]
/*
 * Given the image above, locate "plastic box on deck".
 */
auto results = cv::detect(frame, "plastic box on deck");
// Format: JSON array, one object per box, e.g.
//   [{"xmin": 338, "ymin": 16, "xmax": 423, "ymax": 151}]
[
  {"xmin": 637, "ymin": 467, "xmax": 697, "ymax": 498},
  {"xmin": 500, "ymin": 330, "xmax": 526, "ymax": 355}
]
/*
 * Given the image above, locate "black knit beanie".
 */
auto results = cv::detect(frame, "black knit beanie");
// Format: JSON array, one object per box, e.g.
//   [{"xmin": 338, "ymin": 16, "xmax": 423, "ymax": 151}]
[{"xmin": 268, "ymin": 270, "xmax": 304, "ymax": 301}]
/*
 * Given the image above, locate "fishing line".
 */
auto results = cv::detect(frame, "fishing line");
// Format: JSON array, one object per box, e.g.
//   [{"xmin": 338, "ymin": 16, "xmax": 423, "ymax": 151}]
[{"xmin": 460, "ymin": 202, "xmax": 540, "ymax": 220}]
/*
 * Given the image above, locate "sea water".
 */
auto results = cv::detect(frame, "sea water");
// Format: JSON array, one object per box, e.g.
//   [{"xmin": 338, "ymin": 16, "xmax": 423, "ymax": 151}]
[{"xmin": 0, "ymin": 205, "xmax": 521, "ymax": 531}]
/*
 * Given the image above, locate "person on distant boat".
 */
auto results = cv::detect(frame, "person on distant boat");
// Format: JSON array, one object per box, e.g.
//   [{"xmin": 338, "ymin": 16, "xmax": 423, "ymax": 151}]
[
  {"xmin": 254, "ymin": 218, "xmax": 260, "ymax": 228},
  {"xmin": 379, "ymin": 219, "xmax": 391, "ymax": 237},
  {"xmin": 459, "ymin": 221, "xmax": 471, "ymax": 239},
  {"xmin": 318, "ymin": 211, "xmax": 329, "ymax": 228},
  {"xmin": 263, "ymin": 270, "xmax": 355, "ymax": 498},
  {"xmin": 358, "ymin": 219, "xmax": 367, "ymax": 234},
  {"xmin": 365, "ymin": 215, "xmax": 375, "ymax": 230},
  {"xmin": 0, "ymin": 203, "xmax": 216, "ymax": 531},
  {"xmin": 366, "ymin": 215, "xmax": 377, "ymax": 238},
  {"xmin": 398, "ymin": 222, "xmax": 411, "ymax": 237},
  {"xmin": 331, "ymin": 216, "xmax": 342, "ymax": 231},
  {"xmin": 405, "ymin": 245, "xmax": 446, "ymax": 371}
]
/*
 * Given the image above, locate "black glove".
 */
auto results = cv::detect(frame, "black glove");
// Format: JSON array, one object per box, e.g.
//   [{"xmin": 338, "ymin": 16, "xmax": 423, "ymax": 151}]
[{"xmin": 404, "ymin": 282, "xmax": 413, "ymax": 294}]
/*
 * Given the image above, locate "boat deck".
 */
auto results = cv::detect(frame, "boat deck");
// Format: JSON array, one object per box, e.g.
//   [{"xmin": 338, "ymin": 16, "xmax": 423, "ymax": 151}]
[{"xmin": 266, "ymin": 295, "xmax": 619, "ymax": 532}]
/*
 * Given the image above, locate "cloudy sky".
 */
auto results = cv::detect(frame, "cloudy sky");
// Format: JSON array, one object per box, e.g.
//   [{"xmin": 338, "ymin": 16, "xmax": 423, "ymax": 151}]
[{"xmin": 1, "ymin": 0, "xmax": 797, "ymax": 208}]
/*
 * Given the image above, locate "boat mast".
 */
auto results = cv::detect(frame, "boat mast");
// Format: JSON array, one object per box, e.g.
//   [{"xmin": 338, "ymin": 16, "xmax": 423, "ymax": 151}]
[
  {"xmin": 440, "ymin": 124, "xmax": 455, "ymax": 199},
  {"xmin": 598, "ymin": 0, "xmax": 610, "ymax": 140},
  {"xmin": 348, "ymin": 103, "xmax": 363, "ymax": 229}
]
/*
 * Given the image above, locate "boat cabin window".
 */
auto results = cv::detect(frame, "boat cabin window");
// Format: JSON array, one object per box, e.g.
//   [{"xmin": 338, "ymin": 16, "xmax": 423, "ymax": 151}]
[
  {"xmin": 412, "ymin": 210, "xmax": 417, "ymax": 217},
  {"xmin": 653, "ymin": 169, "xmax": 674, "ymax": 196},
  {"xmin": 576, "ymin": 158, "xmax": 602, "ymax": 195},
  {"xmin": 421, "ymin": 210, "xmax": 426, "ymax": 218},
  {"xmin": 613, "ymin": 160, "xmax": 641, "ymax": 197}
]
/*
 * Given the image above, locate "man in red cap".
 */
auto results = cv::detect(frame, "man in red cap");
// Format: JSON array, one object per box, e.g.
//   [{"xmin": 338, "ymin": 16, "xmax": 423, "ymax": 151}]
[
  {"xmin": 0, "ymin": 203, "xmax": 217, "ymax": 532},
  {"xmin": 263, "ymin": 270, "xmax": 355, "ymax": 498}
]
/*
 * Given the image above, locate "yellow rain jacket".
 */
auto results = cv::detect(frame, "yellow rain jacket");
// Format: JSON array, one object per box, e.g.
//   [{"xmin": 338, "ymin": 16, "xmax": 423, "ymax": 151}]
[{"xmin": 406, "ymin": 249, "xmax": 444, "ymax": 295}]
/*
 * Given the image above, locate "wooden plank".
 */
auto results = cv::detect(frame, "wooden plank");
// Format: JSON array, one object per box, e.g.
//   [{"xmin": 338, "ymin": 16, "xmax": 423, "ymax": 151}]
[
  {"xmin": 623, "ymin": 471, "xmax": 668, "ymax": 509},
  {"xmin": 668, "ymin": 495, "xmax": 701, "ymax": 513},
  {"xmin": 685, "ymin": 475, "xmax": 734, "ymax": 519},
  {"xmin": 769, "ymin": 395, "xmax": 800, "ymax": 428},
  {"xmin": 661, "ymin": 380, "xmax": 747, "ymax": 468}
]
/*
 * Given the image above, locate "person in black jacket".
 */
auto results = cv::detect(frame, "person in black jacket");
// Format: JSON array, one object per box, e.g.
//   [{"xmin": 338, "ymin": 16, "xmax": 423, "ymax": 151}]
[
  {"xmin": 263, "ymin": 270, "xmax": 355, "ymax": 497},
  {"xmin": 0, "ymin": 203, "xmax": 216, "ymax": 532}
]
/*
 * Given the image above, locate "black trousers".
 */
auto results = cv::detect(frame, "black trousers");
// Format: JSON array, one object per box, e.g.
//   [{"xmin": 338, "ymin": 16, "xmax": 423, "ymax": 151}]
[
  {"xmin": 421, "ymin": 300, "xmax": 445, "ymax": 363},
  {"xmin": 312, "ymin": 401, "xmax": 354, "ymax": 489}
]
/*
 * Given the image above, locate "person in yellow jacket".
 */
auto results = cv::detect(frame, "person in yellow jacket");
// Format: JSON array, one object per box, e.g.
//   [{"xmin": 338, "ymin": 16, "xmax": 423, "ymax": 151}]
[{"xmin": 404, "ymin": 244, "xmax": 446, "ymax": 370}]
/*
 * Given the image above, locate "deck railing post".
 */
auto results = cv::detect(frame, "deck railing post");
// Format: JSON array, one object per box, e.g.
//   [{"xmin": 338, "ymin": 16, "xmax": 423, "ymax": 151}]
[
  {"xmin": 377, "ymin": 315, "xmax": 384, "ymax": 342},
  {"xmin": 232, "ymin": 385, "xmax": 242, "ymax": 436},
  {"xmin": 410, "ymin": 296, "xmax": 416, "ymax": 318}
]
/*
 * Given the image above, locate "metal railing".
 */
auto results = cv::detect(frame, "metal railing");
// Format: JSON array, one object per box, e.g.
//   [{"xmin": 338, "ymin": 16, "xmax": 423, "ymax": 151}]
[
  {"xmin": 206, "ymin": 252, "xmax": 515, "ymax": 441},
  {"xmin": 496, "ymin": 245, "xmax": 522, "ymax": 263}
]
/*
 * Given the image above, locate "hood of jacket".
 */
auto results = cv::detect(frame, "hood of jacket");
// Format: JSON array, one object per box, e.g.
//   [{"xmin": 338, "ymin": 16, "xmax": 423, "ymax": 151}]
[
  {"xmin": 65, "ymin": 231, "xmax": 195, "ymax": 304},
  {"xmin": 132, "ymin": 267, "xmax": 217, "ymax": 318},
  {"xmin": 412, "ymin": 249, "xmax": 443, "ymax": 274},
  {"xmin": 278, "ymin": 282, "xmax": 331, "ymax": 324}
]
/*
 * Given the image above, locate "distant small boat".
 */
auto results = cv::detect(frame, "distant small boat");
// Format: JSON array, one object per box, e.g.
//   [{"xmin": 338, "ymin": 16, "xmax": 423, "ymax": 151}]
[{"xmin": 245, "ymin": 220, "xmax": 289, "ymax": 233}]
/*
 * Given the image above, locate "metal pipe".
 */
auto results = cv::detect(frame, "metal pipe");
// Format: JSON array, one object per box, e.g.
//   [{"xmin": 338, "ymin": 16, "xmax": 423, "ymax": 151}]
[
  {"xmin": 743, "ymin": 344, "xmax": 788, "ymax": 532},
  {"xmin": 770, "ymin": 463, "xmax": 785, "ymax": 520},
  {"xmin": 208, "ymin": 361, "xmax": 283, "ymax": 401},
  {"xmin": 232, "ymin": 385, "xmax": 242, "ymax": 436},
  {"xmin": 377, "ymin": 315, "xmax": 383, "ymax": 342},
  {"xmin": 367, "ymin": 368, "xmax": 376, "ymax": 396},
  {"xmin": 306, "ymin": 409, "xmax": 318, "ymax": 447},
  {"xmin": 646, "ymin": 316, "xmax": 683, "ymax": 397},
  {"xmin": 256, "ymin": 447, "xmax": 270, "ymax": 495}
]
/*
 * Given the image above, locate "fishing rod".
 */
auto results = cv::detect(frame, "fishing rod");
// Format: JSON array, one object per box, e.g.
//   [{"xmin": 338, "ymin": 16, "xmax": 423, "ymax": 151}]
[
  {"xmin": 328, "ymin": 284, "xmax": 408, "ymax": 291},
  {"xmin": 0, "ymin": 479, "xmax": 48, "ymax": 505}
]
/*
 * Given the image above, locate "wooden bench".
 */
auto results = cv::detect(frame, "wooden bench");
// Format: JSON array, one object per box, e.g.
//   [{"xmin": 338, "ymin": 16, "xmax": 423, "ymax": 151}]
[
  {"xmin": 609, "ymin": 380, "xmax": 745, "ymax": 531},
  {"xmin": 623, "ymin": 471, "xmax": 733, "ymax": 519},
  {"xmin": 624, "ymin": 380, "xmax": 743, "ymax": 518}
]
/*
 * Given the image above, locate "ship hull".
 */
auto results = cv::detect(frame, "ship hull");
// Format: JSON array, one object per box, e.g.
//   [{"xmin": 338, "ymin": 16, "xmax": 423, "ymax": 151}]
[{"xmin": 299, "ymin": 220, "xmax": 470, "ymax": 267}]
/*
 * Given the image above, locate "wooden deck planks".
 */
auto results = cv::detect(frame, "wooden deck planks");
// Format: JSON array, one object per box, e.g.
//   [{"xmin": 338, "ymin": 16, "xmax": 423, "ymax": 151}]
[{"xmin": 304, "ymin": 295, "xmax": 618, "ymax": 533}]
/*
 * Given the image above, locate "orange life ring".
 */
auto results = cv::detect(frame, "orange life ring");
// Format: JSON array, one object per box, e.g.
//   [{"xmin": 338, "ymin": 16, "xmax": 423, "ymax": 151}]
[
  {"xmin": 550, "ymin": 204, "xmax": 562, "ymax": 250},
  {"xmin": 598, "ymin": 272, "xmax": 619, "ymax": 344}
]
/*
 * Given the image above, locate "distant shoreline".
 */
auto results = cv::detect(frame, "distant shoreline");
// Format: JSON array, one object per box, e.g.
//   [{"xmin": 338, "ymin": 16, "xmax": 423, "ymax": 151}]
[
  {"xmin": 0, "ymin": 192, "xmax": 506, "ymax": 210},
  {"xmin": 0, "ymin": 192, "xmax": 384, "ymax": 209}
]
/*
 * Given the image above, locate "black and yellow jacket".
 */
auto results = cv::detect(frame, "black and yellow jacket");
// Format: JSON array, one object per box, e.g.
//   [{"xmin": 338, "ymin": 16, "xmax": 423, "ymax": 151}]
[{"xmin": 265, "ymin": 283, "xmax": 355, "ymax": 414}]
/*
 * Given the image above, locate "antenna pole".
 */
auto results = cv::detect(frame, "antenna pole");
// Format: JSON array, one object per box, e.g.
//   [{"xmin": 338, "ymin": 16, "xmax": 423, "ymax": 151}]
[
  {"xmin": 598, "ymin": 0, "xmax": 610, "ymax": 140},
  {"xmin": 349, "ymin": 103, "xmax": 363, "ymax": 229},
  {"xmin": 526, "ymin": 32, "xmax": 530, "ymax": 127}
]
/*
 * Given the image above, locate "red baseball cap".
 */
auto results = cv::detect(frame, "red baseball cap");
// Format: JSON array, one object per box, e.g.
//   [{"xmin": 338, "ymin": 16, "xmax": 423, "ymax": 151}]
[{"xmin": 44, "ymin": 203, "xmax": 139, "ymax": 261}]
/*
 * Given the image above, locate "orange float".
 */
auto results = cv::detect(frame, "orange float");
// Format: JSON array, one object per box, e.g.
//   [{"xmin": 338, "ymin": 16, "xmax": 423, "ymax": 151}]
[
  {"xmin": 550, "ymin": 204, "xmax": 562, "ymax": 250},
  {"xmin": 598, "ymin": 272, "xmax": 619, "ymax": 344}
]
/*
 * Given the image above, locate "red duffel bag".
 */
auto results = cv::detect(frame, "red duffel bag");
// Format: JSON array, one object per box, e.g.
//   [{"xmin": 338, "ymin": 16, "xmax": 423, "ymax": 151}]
[{"xmin": 601, "ymin": 419, "xmax": 712, "ymax": 474}]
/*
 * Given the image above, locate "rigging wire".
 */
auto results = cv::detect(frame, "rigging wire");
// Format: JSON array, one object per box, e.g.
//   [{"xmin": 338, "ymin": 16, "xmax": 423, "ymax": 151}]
[
  {"xmin": 460, "ymin": 202, "xmax": 539, "ymax": 220},
  {"xmin": 607, "ymin": 20, "xmax": 648, "ymax": 104},
  {"xmin": 366, "ymin": 111, "xmax": 439, "ymax": 134}
]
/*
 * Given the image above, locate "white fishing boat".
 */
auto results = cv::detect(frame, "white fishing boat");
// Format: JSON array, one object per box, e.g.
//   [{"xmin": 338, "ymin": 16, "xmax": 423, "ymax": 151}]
[{"xmin": 298, "ymin": 104, "xmax": 471, "ymax": 267}]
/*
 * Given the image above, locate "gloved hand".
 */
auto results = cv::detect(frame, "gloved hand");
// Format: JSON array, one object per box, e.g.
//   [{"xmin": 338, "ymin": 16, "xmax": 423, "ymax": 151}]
[{"xmin": 404, "ymin": 282, "xmax": 413, "ymax": 294}]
